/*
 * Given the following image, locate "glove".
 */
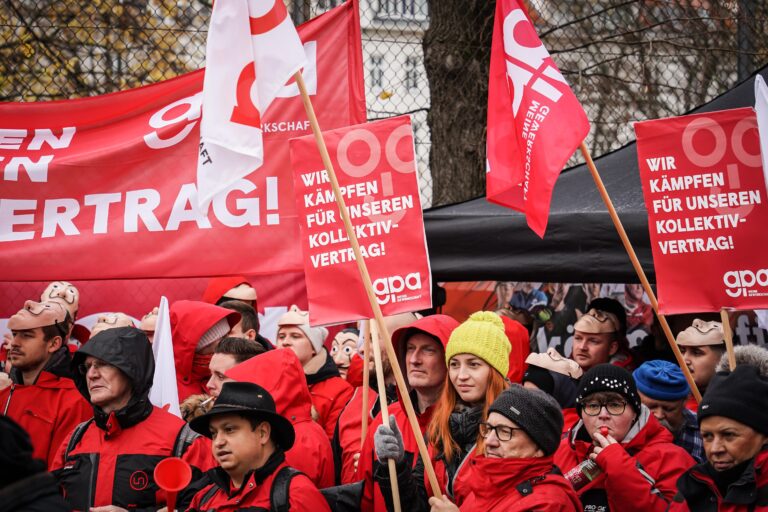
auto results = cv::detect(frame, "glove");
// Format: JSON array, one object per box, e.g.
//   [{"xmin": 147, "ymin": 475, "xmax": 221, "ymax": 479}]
[{"xmin": 374, "ymin": 414, "xmax": 404, "ymax": 463}]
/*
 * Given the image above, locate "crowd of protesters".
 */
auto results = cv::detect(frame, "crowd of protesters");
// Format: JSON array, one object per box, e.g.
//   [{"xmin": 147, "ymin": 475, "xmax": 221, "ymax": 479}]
[{"xmin": 2, "ymin": 277, "xmax": 768, "ymax": 511}]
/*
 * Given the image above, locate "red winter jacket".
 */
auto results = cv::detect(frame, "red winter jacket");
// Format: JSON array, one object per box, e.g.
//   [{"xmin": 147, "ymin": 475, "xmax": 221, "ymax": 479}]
[
  {"xmin": 225, "ymin": 349, "xmax": 335, "ymax": 489},
  {"xmin": 459, "ymin": 455, "xmax": 581, "ymax": 511},
  {"xmin": 500, "ymin": 315, "xmax": 530, "ymax": 383},
  {"xmin": 671, "ymin": 446, "xmax": 768, "ymax": 512},
  {"xmin": 0, "ymin": 348, "xmax": 91, "ymax": 468},
  {"xmin": 51, "ymin": 327, "xmax": 215, "ymax": 511},
  {"xmin": 358, "ymin": 395, "xmax": 434, "ymax": 512},
  {"xmin": 562, "ymin": 407, "xmax": 580, "ymax": 435},
  {"xmin": 306, "ymin": 351, "xmax": 354, "ymax": 439},
  {"xmin": 187, "ymin": 453, "xmax": 330, "ymax": 512},
  {"xmin": 170, "ymin": 300, "xmax": 240, "ymax": 402},
  {"xmin": 333, "ymin": 384, "xmax": 380, "ymax": 484},
  {"xmin": 554, "ymin": 407, "xmax": 695, "ymax": 512}
]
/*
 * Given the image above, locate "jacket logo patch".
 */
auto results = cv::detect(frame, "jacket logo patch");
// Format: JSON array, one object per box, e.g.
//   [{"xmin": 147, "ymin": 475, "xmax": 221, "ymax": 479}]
[{"xmin": 129, "ymin": 470, "xmax": 149, "ymax": 491}]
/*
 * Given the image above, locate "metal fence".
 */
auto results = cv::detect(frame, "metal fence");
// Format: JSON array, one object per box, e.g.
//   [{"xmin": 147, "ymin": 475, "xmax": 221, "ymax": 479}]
[{"xmin": 1, "ymin": 0, "xmax": 766, "ymax": 207}]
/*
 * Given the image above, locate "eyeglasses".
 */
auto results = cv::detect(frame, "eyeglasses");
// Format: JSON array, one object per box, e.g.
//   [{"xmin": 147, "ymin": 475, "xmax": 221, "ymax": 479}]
[
  {"xmin": 582, "ymin": 400, "xmax": 627, "ymax": 416},
  {"xmin": 479, "ymin": 422, "xmax": 524, "ymax": 442},
  {"xmin": 78, "ymin": 360, "xmax": 115, "ymax": 375}
]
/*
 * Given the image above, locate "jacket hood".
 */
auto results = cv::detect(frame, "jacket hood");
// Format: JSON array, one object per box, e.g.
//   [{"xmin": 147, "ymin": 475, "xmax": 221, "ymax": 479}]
[
  {"xmin": 391, "ymin": 314, "xmax": 458, "ymax": 393},
  {"xmin": 568, "ymin": 405, "xmax": 672, "ymax": 459},
  {"xmin": 225, "ymin": 349, "xmax": 312, "ymax": 423},
  {"xmin": 201, "ymin": 275, "xmax": 251, "ymax": 305},
  {"xmin": 72, "ymin": 326, "xmax": 154, "ymax": 429},
  {"xmin": 170, "ymin": 300, "xmax": 240, "ymax": 377},
  {"xmin": 499, "ymin": 315, "xmax": 530, "ymax": 382},
  {"xmin": 305, "ymin": 349, "xmax": 342, "ymax": 385}
]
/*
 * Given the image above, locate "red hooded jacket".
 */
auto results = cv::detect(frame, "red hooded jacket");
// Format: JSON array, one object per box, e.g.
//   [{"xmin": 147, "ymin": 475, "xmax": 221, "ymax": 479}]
[
  {"xmin": 554, "ymin": 408, "xmax": 695, "ymax": 512},
  {"xmin": 671, "ymin": 447, "xmax": 768, "ymax": 512},
  {"xmin": 459, "ymin": 455, "xmax": 582, "ymax": 511},
  {"xmin": 0, "ymin": 347, "xmax": 92, "ymax": 468},
  {"xmin": 170, "ymin": 300, "xmax": 239, "ymax": 402},
  {"xmin": 500, "ymin": 316, "xmax": 530, "ymax": 383},
  {"xmin": 305, "ymin": 352, "xmax": 354, "ymax": 439},
  {"xmin": 187, "ymin": 453, "xmax": 330, "ymax": 512},
  {"xmin": 333, "ymin": 384, "xmax": 381, "ymax": 484},
  {"xmin": 359, "ymin": 314, "xmax": 457, "ymax": 512},
  {"xmin": 225, "ymin": 349, "xmax": 335, "ymax": 489}
]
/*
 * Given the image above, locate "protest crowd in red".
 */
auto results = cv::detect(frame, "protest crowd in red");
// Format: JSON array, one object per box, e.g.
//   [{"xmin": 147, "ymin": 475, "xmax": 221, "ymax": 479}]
[{"xmin": 2, "ymin": 0, "xmax": 768, "ymax": 511}]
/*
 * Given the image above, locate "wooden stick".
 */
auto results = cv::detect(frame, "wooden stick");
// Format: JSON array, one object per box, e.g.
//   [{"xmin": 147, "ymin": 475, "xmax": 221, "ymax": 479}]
[
  {"xmin": 294, "ymin": 71, "xmax": 441, "ymax": 500},
  {"xmin": 370, "ymin": 320, "xmax": 401, "ymax": 512},
  {"xmin": 720, "ymin": 309, "xmax": 737, "ymax": 370},
  {"xmin": 579, "ymin": 142, "xmax": 702, "ymax": 403},
  {"xmin": 360, "ymin": 320, "xmax": 371, "ymax": 448}
]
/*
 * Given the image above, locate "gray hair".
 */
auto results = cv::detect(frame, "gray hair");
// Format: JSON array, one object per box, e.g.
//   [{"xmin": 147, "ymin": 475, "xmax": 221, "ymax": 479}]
[{"xmin": 716, "ymin": 344, "xmax": 768, "ymax": 376}]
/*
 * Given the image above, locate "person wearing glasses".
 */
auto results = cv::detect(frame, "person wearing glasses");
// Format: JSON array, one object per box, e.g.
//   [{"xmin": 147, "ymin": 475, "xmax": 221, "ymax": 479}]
[
  {"xmin": 51, "ymin": 326, "xmax": 214, "ymax": 512},
  {"xmin": 0, "ymin": 300, "xmax": 91, "ymax": 467},
  {"xmin": 428, "ymin": 385, "xmax": 581, "ymax": 511},
  {"xmin": 555, "ymin": 364, "xmax": 695, "ymax": 511}
]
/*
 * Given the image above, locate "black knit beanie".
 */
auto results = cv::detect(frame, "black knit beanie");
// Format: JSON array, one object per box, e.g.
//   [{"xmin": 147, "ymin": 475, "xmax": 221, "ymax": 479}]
[
  {"xmin": 575, "ymin": 364, "xmax": 642, "ymax": 416},
  {"xmin": 698, "ymin": 364, "xmax": 768, "ymax": 436},
  {"xmin": 488, "ymin": 384, "xmax": 563, "ymax": 456},
  {"xmin": 523, "ymin": 365, "xmax": 555, "ymax": 394}
]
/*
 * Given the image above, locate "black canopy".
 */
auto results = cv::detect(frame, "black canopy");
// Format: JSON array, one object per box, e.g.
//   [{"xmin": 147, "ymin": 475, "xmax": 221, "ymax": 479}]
[{"xmin": 424, "ymin": 67, "xmax": 768, "ymax": 283}]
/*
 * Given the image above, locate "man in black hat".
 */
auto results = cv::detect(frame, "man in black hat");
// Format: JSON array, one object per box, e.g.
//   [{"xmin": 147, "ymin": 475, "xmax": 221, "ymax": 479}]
[{"xmin": 187, "ymin": 381, "xmax": 329, "ymax": 511}]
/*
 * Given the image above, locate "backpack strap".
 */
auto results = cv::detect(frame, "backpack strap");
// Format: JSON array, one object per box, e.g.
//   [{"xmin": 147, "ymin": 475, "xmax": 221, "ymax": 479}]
[
  {"xmin": 64, "ymin": 418, "xmax": 94, "ymax": 459},
  {"xmin": 196, "ymin": 483, "xmax": 220, "ymax": 509},
  {"xmin": 270, "ymin": 466, "xmax": 302, "ymax": 512},
  {"xmin": 173, "ymin": 422, "xmax": 201, "ymax": 458}
]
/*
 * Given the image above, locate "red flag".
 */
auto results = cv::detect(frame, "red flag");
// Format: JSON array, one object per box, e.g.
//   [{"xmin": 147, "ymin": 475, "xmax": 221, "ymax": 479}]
[{"xmin": 486, "ymin": 0, "xmax": 590, "ymax": 237}]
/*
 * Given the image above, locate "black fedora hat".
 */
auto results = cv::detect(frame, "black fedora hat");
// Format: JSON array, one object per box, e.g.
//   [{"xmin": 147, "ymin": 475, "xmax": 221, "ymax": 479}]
[{"xmin": 189, "ymin": 382, "xmax": 295, "ymax": 450}]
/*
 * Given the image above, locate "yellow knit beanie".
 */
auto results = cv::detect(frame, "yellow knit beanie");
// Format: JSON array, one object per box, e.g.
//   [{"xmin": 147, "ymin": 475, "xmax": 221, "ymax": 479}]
[{"xmin": 445, "ymin": 311, "xmax": 510, "ymax": 377}]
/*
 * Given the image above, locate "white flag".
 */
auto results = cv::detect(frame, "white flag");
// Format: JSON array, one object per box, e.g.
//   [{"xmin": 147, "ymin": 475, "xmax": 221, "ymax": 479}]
[
  {"xmin": 197, "ymin": 0, "xmax": 306, "ymax": 206},
  {"xmin": 149, "ymin": 296, "xmax": 181, "ymax": 418},
  {"xmin": 755, "ymin": 75, "xmax": 768, "ymax": 198}
]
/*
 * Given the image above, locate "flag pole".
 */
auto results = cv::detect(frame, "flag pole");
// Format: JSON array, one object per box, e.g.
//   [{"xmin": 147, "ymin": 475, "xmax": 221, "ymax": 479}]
[
  {"xmin": 360, "ymin": 320, "xmax": 371, "ymax": 448},
  {"xmin": 579, "ymin": 142, "xmax": 702, "ymax": 403},
  {"xmin": 369, "ymin": 320, "xmax": 401, "ymax": 511},
  {"xmin": 294, "ymin": 71, "xmax": 443, "ymax": 497},
  {"xmin": 719, "ymin": 309, "xmax": 737, "ymax": 370}
]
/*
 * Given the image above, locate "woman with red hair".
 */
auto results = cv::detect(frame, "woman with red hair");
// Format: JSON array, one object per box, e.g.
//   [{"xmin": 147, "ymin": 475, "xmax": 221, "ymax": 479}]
[{"xmin": 373, "ymin": 311, "xmax": 511, "ymax": 511}]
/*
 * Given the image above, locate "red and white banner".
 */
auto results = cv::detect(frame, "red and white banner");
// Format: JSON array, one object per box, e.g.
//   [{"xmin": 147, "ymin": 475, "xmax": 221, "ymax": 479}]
[
  {"xmin": 635, "ymin": 108, "xmax": 768, "ymax": 314},
  {"xmin": 197, "ymin": 0, "xmax": 306, "ymax": 205},
  {"xmin": 289, "ymin": 116, "xmax": 432, "ymax": 325},
  {"xmin": 486, "ymin": 0, "xmax": 590, "ymax": 237},
  {"xmin": 0, "ymin": 1, "xmax": 364, "ymax": 282}
]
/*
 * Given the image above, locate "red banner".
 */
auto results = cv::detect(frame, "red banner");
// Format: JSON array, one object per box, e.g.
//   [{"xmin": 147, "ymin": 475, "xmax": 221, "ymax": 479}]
[
  {"xmin": 0, "ymin": 1, "xmax": 365, "ymax": 281},
  {"xmin": 485, "ymin": 0, "xmax": 590, "ymax": 238},
  {"xmin": 635, "ymin": 108, "xmax": 768, "ymax": 313},
  {"xmin": 289, "ymin": 116, "xmax": 432, "ymax": 325}
]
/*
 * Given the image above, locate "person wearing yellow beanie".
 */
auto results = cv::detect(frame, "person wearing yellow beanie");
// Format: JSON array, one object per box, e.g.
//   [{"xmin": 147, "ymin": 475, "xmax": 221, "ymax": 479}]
[
  {"xmin": 373, "ymin": 311, "xmax": 511, "ymax": 510},
  {"xmin": 445, "ymin": 311, "xmax": 511, "ymax": 377}
]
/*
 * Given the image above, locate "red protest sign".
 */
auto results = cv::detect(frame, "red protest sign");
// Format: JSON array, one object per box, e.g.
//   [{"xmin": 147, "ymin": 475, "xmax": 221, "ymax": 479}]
[
  {"xmin": 289, "ymin": 116, "xmax": 432, "ymax": 325},
  {"xmin": 0, "ymin": 1, "xmax": 364, "ymax": 281},
  {"xmin": 635, "ymin": 107, "xmax": 768, "ymax": 314}
]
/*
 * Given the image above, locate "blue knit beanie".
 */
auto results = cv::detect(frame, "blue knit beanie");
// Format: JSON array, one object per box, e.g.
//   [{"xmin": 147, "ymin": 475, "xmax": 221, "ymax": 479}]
[{"xmin": 633, "ymin": 360, "xmax": 690, "ymax": 401}]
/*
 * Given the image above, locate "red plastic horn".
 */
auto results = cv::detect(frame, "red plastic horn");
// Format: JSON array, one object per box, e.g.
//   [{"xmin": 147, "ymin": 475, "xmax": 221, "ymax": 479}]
[{"xmin": 154, "ymin": 457, "xmax": 192, "ymax": 512}]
